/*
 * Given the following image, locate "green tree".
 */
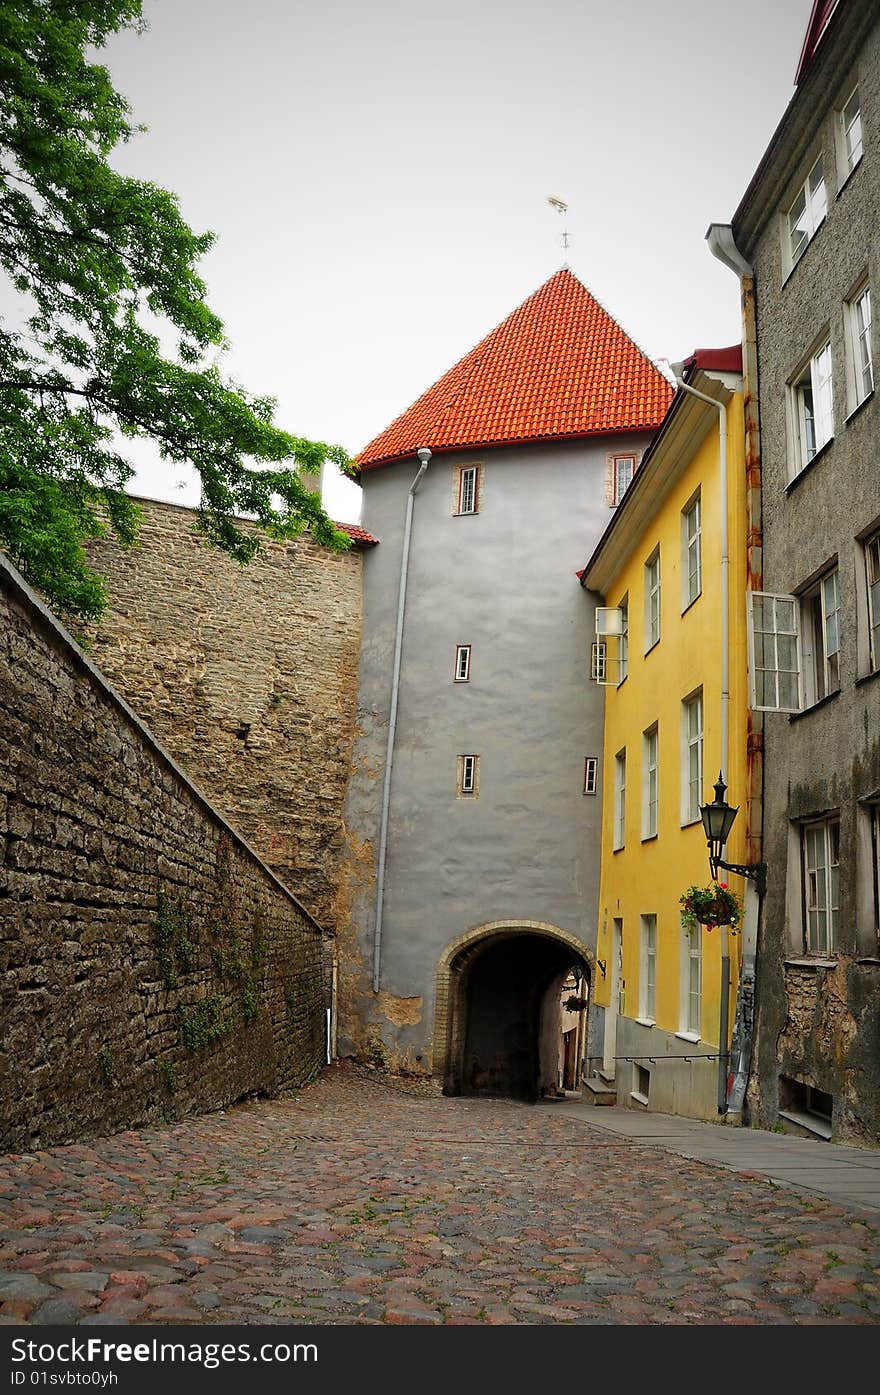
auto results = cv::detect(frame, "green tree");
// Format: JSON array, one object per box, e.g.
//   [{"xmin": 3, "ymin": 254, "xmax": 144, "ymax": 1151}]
[{"xmin": 0, "ymin": 0, "xmax": 352, "ymax": 622}]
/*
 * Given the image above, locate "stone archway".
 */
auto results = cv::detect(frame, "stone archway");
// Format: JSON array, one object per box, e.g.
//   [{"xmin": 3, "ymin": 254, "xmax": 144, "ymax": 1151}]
[{"xmin": 433, "ymin": 921, "xmax": 593, "ymax": 1100}]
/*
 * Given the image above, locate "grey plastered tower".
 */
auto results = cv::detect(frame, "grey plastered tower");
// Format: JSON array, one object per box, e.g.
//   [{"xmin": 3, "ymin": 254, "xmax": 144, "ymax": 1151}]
[{"xmin": 338, "ymin": 269, "xmax": 672, "ymax": 1096}]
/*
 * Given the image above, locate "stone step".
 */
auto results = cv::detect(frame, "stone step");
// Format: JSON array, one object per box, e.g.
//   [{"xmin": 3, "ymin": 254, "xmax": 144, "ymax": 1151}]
[{"xmin": 583, "ymin": 1074, "xmax": 617, "ymax": 1106}]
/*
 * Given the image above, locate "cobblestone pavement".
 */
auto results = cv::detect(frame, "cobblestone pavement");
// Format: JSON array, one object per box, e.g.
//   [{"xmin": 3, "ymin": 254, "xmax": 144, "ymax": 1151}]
[{"xmin": 1, "ymin": 1062, "xmax": 879, "ymax": 1326}]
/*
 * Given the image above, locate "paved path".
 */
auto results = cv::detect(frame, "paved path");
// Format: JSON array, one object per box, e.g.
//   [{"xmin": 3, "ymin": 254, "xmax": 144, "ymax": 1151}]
[{"xmin": 1, "ymin": 1063, "xmax": 879, "ymax": 1325}]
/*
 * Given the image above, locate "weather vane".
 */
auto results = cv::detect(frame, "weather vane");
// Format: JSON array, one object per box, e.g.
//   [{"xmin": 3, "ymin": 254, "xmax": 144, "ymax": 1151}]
[{"xmin": 547, "ymin": 195, "xmax": 569, "ymax": 254}]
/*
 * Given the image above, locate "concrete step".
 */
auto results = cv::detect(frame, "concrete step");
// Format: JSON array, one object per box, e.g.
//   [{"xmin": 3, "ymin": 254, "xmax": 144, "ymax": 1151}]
[{"xmin": 583, "ymin": 1074, "xmax": 617, "ymax": 1106}]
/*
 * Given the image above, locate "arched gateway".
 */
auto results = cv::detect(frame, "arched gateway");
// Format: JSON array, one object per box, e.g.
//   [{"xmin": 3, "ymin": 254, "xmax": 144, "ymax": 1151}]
[{"xmin": 433, "ymin": 921, "xmax": 592, "ymax": 1100}]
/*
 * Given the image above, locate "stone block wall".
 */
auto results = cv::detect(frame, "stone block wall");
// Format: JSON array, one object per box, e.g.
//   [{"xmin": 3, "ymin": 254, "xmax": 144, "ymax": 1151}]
[
  {"xmin": 0, "ymin": 555, "xmax": 326, "ymax": 1151},
  {"xmin": 85, "ymin": 498, "xmax": 367, "ymax": 935}
]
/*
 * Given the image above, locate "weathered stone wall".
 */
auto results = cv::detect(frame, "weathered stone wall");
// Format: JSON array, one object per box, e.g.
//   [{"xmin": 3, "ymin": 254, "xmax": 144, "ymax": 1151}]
[
  {"xmin": 0, "ymin": 555, "xmax": 326, "ymax": 1151},
  {"xmin": 85, "ymin": 498, "xmax": 366, "ymax": 935}
]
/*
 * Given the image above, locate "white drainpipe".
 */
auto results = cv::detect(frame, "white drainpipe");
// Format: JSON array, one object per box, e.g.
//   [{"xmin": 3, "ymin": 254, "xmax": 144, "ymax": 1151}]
[{"xmin": 372, "ymin": 446, "xmax": 432, "ymax": 993}]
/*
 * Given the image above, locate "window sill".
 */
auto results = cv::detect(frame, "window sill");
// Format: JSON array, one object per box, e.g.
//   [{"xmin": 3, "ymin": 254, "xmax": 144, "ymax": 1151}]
[
  {"xmin": 844, "ymin": 387, "xmax": 873, "ymax": 425},
  {"xmin": 681, "ymin": 592, "xmax": 702, "ymax": 617},
  {"xmin": 784, "ymin": 956, "xmax": 838, "ymax": 970},
  {"xmin": 680, "ymin": 815, "xmax": 701, "ymax": 829},
  {"xmin": 835, "ymin": 154, "xmax": 862, "ymax": 201},
  {"xmin": 630, "ymin": 1090, "xmax": 650, "ymax": 1106},
  {"xmin": 635, "ymin": 1017, "xmax": 655, "ymax": 1029},
  {"xmin": 855, "ymin": 666, "xmax": 880, "ymax": 690},
  {"xmin": 778, "ymin": 1108, "xmax": 832, "ymax": 1141},
  {"xmin": 675, "ymin": 1031, "xmax": 701, "ymax": 1044},
  {"xmin": 788, "ymin": 688, "xmax": 840, "ymax": 722},
  {"xmin": 785, "ymin": 436, "xmax": 834, "ymax": 493},
  {"xmin": 612, "ymin": 843, "xmax": 625, "ymax": 854},
  {"xmin": 644, "ymin": 639, "xmax": 660, "ymax": 657},
  {"xmin": 641, "ymin": 833, "xmax": 658, "ymax": 844}
]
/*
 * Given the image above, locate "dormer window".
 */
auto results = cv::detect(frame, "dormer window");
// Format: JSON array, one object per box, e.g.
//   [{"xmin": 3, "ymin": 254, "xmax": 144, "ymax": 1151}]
[{"xmin": 786, "ymin": 157, "xmax": 826, "ymax": 270}]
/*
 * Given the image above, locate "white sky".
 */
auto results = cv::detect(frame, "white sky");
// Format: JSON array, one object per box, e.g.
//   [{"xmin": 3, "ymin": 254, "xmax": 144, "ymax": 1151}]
[{"xmin": 99, "ymin": 0, "xmax": 809, "ymax": 523}]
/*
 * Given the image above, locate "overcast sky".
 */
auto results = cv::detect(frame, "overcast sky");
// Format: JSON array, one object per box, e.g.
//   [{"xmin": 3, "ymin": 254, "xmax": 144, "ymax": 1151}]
[{"xmin": 100, "ymin": 0, "xmax": 810, "ymax": 522}]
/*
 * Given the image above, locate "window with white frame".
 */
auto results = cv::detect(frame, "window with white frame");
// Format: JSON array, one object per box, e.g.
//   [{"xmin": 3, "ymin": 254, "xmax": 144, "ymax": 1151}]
[
  {"xmin": 801, "ymin": 567, "xmax": 841, "ymax": 705},
  {"xmin": 681, "ymin": 690, "xmax": 703, "ymax": 826},
  {"xmin": 642, "ymin": 725, "xmax": 658, "ymax": 840},
  {"xmin": 871, "ymin": 804, "xmax": 880, "ymax": 934},
  {"xmin": 613, "ymin": 749, "xmax": 626, "ymax": 850},
  {"xmin": 840, "ymin": 87, "xmax": 863, "ymax": 178},
  {"xmin": 454, "ymin": 644, "xmax": 471, "ymax": 682},
  {"xmin": 847, "ymin": 284, "xmax": 873, "ymax": 410},
  {"xmin": 786, "ymin": 157, "xmax": 827, "ymax": 269},
  {"xmin": 618, "ymin": 595, "xmax": 629, "ymax": 683},
  {"xmin": 583, "ymin": 757, "xmax": 599, "ymax": 796},
  {"xmin": 865, "ymin": 530, "xmax": 880, "ymax": 672},
  {"xmin": 791, "ymin": 339, "xmax": 833, "ymax": 474},
  {"xmin": 802, "ymin": 816, "xmax": 840, "ymax": 953},
  {"xmin": 645, "ymin": 549, "xmax": 660, "ymax": 650},
  {"xmin": 455, "ymin": 465, "xmax": 479, "ymax": 516},
  {"xmin": 612, "ymin": 454, "xmax": 635, "ymax": 505},
  {"xmin": 640, "ymin": 915, "xmax": 657, "ymax": 1022},
  {"xmin": 682, "ymin": 493, "xmax": 702, "ymax": 608},
  {"xmin": 680, "ymin": 918, "xmax": 701, "ymax": 1037},
  {"xmin": 457, "ymin": 754, "xmax": 479, "ymax": 797}
]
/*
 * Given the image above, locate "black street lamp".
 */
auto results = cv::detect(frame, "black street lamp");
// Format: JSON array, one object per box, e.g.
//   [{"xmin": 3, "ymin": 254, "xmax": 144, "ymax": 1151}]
[{"xmin": 699, "ymin": 772, "xmax": 767, "ymax": 897}]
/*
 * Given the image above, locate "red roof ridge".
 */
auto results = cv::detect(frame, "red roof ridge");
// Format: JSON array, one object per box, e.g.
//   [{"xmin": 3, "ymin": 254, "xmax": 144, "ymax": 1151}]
[{"xmin": 356, "ymin": 268, "xmax": 672, "ymax": 471}]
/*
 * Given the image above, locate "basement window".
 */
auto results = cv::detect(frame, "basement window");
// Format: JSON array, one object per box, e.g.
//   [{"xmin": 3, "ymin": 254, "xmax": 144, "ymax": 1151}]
[{"xmin": 778, "ymin": 1077, "xmax": 833, "ymax": 1139}]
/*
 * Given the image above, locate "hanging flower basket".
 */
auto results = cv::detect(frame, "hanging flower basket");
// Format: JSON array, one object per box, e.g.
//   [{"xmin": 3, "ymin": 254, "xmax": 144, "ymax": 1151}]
[
  {"xmin": 564, "ymin": 995, "xmax": 588, "ymax": 1012},
  {"xmin": 680, "ymin": 883, "xmax": 742, "ymax": 932}
]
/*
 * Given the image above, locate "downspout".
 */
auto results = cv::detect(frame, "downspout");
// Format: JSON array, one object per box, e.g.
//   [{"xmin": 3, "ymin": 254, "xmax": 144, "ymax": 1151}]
[
  {"xmin": 668, "ymin": 367, "xmax": 730, "ymax": 1113},
  {"xmin": 707, "ymin": 222, "xmax": 762, "ymax": 1121},
  {"xmin": 372, "ymin": 446, "xmax": 432, "ymax": 993}
]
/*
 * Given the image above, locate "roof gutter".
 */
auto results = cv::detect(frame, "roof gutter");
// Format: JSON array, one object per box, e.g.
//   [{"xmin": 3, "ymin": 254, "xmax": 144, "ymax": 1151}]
[{"xmin": 372, "ymin": 447, "xmax": 431, "ymax": 994}]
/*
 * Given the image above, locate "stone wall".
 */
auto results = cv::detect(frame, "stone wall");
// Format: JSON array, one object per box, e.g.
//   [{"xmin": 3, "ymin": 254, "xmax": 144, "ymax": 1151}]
[
  {"xmin": 85, "ymin": 498, "xmax": 368, "ymax": 935},
  {"xmin": 0, "ymin": 555, "xmax": 326, "ymax": 1151}
]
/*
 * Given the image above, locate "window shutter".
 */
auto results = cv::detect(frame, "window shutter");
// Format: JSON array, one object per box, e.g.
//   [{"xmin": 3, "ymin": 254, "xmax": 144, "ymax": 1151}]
[{"xmin": 747, "ymin": 592, "xmax": 802, "ymax": 712}]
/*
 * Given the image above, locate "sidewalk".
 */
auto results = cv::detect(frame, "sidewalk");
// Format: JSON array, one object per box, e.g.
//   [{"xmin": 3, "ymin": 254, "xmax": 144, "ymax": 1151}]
[{"xmin": 553, "ymin": 1100, "xmax": 880, "ymax": 1212}]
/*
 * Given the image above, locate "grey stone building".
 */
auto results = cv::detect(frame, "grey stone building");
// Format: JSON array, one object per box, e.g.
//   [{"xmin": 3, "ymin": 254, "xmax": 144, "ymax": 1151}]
[
  {"xmin": 338, "ymin": 268, "xmax": 672, "ymax": 1096},
  {"xmin": 719, "ymin": 0, "xmax": 880, "ymax": 1142}
]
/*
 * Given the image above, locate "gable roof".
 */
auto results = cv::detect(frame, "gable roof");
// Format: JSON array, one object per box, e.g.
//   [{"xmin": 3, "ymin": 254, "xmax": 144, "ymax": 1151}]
[
  {"xmin": 795, "ymin": 0, "xmax": 841, "ymax": 85},
  {"xmin": 355, "ymin": 268, "xmax": 672, "ymax": 471}
]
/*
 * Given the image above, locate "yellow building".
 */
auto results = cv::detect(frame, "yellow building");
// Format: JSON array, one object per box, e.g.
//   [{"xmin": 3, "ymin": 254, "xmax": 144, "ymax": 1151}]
[{"xmin": 581, "ymin": 348, "xmax": 750, "ymax": 1120}]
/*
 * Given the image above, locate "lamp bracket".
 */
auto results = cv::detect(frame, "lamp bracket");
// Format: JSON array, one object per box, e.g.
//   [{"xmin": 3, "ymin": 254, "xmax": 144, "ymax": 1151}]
[{"xmin": 712, "ymin": 858, "xmax": 767, "ymax": 898}]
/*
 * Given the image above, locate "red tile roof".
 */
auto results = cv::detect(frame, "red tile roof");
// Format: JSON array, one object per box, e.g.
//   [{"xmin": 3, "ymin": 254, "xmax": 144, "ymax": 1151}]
[
  {"xmin": 337, "ymin": 522, "xmax": 378, "ymax": 546},
  {"xmin": 356, "ymin": 269, "xmax": 673, "ymax": 471}
]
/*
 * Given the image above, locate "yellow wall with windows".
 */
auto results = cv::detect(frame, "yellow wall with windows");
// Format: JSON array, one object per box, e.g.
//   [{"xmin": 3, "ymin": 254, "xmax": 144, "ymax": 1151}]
[{"xmin": 592, "ymin": 391, "xmax": 748, "ymax": 1052}]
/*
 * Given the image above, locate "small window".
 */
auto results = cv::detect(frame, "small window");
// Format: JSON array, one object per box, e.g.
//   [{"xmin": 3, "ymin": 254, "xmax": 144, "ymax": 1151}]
[
  {"xmin": 682, "ymin": 493, "xmax": 702, "ymax": 608},
  {"xmin": 583, "ymin": 757, "xmax": 599, "ymax": 796},
  {"xmin": 457, "ymin": 754, "xmax": 479, "ymax": 797},
  {"xmin": 640, "ymin": 915, "xmax": 657, "ymax": 1021},
  {"xmin": 613, "ymin": 749, "xmax": 626, "ymax": 850},
  {"xmin": 680, "ymin": 918, "xmax": 701, "ymax": 1038},
  {"xmin": 681, "ymin": 691, "xmax": 703, "ymax": 826},
  {"xmin": 455, "ymin": 465, "xmax": 480, "ymax": 516},
  {"xmin": 802, "ymin": 816, "xmax": 840, "ymax": 953},
  {"xmin": 865, "ymin": 530, "xmax": 880, "ymax": 672},
  {"xmin": 642, "ymin": 725, "xmax": 658, "ymax": 840},
  {"xmin": 618, "ymin": 596, "xmax": 629, "ymax": 683},
  {"xmin": 846, "ymin": 284, "xmax": 873, "ymax": 411},
  {"xmin": 801, "ymin": 568, "xmax": 841, "ymax": 705},
  {"xmin": 786, "ymin": 157, "xmax": 826, "ymax": 269},
  {"xmin": 748, "ymin": 592, "xmax": 802, "ymax": 712},
  {"xmin": 790, "ymin": 339, "xmax": 833, "ymax": 475},
  {"xmin": 871, "ymin": 804, "xmax": 880, "ymax": 934},
  {"xmin": 840, "ymin": 87, "xmax": 863, "ymax": 178},
  {"xmin": 612, "ymin": 454, "xmax": 635, "ymax": 505},
  {"xmin": 645, "ymin": 549, "xmax": 660, "ymax": 651},
  {"xmin": 454, "ymin": 645, "xmax": 471, "ymax": 682}
]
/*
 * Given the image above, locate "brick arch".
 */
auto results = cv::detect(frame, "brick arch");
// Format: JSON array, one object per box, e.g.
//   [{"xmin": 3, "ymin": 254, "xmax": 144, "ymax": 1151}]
[{"xmin": 432, "ymin": 920, "xmax": 593, "ymax": 1085}]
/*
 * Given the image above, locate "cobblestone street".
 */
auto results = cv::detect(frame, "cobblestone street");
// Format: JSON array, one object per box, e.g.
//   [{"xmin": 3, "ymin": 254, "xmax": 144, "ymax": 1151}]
[{"xmin": 1, "ymin": 1062, "xmax": 879, "ymax": 1326}]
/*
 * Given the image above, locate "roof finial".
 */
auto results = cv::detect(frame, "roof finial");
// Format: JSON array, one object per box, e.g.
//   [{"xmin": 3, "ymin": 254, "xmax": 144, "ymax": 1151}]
[{"xmin": 547, "ymin": 195, "xmax": 570, "ymax": 257}]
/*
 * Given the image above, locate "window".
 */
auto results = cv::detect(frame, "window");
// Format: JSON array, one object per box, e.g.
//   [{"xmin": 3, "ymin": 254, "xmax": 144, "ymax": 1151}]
[
  {"xmin": 618, "ymin": 596, "xmax": 629, "ymax": 683},
  {"xmin": 583, "ymin": 757, "xmax": 598, "ymax": 796},
  {"xmin": 682, "ymin": 493, "xmax": 702, "ymax": 608},
  {"xmin": 640, "ymin": 915, "xmax": 657, "ymax": 1022},
  {"xmin": 871, "ymin": 805, "xmax": 880, "ymax": 933},
  {"xmin": 865, "ymin": 530, "xmax": 880, "ymax": 671},
  {"xmin": 847, "ymin": 284, "xmax": 873, "ymax": 410},
  {"xmin": 791, "ymin": 340, "xmax": 833, "ymax": 474},
  {"xmin": 840, "ymin": 87, "xmax": 863, "ymax": 177},
  {"xmin": 680, "ymin": 919, "xmax": 701, "ymax": 1038},
  {"xmin": 642, "ymin": 725, "xmax": 658, "ymax": 840},
  {"xmin": 455, "ymin": 465, "xmax": 480, "ymax": 515},
  {"xmin": 612, "ymin": 454, "xmax": 635, "ymax": 505},
  {"xmin": 786, "ymin": 157, "xmax": 826, "ymax": 268},
  {"xmin": 681, "ymin": 691, "xmax": 703, "ymax": 826},
  {"xmin": 454, "ymin": 645, "xmax": 471, "ymax": 682},
  {"xmin": 613, "ymin": 749, "xmax": 626, "ymax": 850},
  {"xmin": 801, "ymin": 568, "xmax": 841, "ymax": 705},
  {"xmin": 645, "ymin": 549, "xmax": 660, "ymax": 650},
  {"xmin": 802, "ymin": 816, "xmax": 840, "ymax": 953},
  {"xmin": 457, "ymin": 754, "xmax": 479, "ymax": 797}
]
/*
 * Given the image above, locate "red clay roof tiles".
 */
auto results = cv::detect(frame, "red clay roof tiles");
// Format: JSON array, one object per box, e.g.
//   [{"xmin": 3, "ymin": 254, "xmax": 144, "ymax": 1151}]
[
  {"xmin": 337, "ymin": 522, "xmax": 379, "ymax": 546},
  {"xmin": 356, "ymin": 268, "xmax": 672, "ymax": 470}
]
